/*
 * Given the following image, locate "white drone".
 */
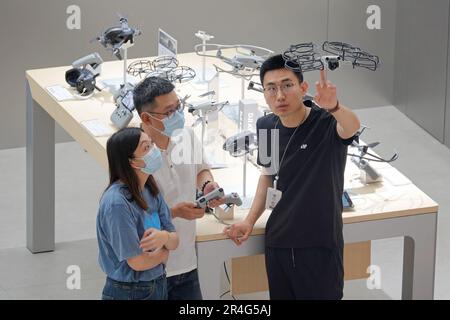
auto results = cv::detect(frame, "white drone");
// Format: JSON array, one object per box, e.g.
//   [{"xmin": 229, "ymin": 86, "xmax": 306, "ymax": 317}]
[
  {"xmin": 184, "ymin": 91, "xmax": 229, "ymax": 154},
  {"xmin": 194, "ymin": 43, "xmax": 273, "ymax": 80},
  {"xmin": 186, "ymin": 91, "xmax": 229, "ymax": 127}
]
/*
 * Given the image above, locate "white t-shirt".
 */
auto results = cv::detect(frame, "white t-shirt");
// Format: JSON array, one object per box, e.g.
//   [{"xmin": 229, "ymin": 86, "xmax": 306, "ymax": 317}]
[{"xmin": 152, "ymin": 127, "xmax": 210, "ymax": 277}]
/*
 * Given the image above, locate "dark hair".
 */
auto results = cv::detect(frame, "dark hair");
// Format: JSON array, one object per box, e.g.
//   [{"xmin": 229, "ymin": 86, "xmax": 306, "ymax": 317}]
[
  {"xmin": 105, "ymin": 127, "xmax": 159, "ymax": 210},
  {"xmin": 260, "ymin": 54, "xmax": 303, "ymax": 84},
  {"xmin": 133, "ymin": 76, "xmax": 175, "ymax": 114}
]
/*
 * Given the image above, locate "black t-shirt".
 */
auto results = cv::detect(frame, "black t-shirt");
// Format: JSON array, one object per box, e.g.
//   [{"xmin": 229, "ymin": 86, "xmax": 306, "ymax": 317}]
[{"xmin": 256, "ymin": 100, "xmax": 354, "ymax": 249}]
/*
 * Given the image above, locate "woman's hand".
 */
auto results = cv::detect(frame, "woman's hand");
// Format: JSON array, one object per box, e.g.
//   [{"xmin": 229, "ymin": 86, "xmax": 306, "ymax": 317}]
[{"xmin": 140, "ymin": 228, "xmax": 169, "ymax": 252}]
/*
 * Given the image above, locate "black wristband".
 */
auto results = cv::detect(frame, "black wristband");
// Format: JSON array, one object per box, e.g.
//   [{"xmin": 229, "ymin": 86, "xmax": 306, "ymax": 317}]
[{"xmin": 328, "ymin": 100, "xmax": 340, "ymax": 113}]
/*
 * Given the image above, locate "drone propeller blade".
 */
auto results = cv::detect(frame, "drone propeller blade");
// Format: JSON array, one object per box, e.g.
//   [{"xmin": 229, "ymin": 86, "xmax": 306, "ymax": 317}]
[
  {"xmin": 199, "ymin": 91, "xmax": 215, "ymax": 98},
  {"xmin": 367, "ymin": 142, "xmax": 380, "ymax": 149},
  {"xmin": 389, "ymin": 152, "xmax": 399, "ymax": 162}
]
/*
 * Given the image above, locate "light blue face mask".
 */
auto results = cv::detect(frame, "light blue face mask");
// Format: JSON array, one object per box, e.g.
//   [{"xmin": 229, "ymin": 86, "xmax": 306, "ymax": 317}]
[
  {"xmin": 137, "ymin": 146, "xmax": 163, "ymax": 175},
  {"xmin": 148, "ymin": 110, "xmax": 185, "ymax": 137}
]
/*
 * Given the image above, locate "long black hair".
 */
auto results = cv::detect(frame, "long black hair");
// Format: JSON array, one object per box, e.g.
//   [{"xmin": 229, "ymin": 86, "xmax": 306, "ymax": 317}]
[{"xmin": 105, "ymin": 127, "xmax": 159, "ymax": 210}]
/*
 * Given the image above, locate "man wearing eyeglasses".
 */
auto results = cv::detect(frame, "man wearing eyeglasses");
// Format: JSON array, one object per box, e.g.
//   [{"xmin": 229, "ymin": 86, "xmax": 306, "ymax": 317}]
[
  {"xmin": 133, "ymin": 76, "xmax": 224, "ymax": 300},
  {"xmin": 224, "ymin": 54, "xmax": 361, "ymax": 299}
]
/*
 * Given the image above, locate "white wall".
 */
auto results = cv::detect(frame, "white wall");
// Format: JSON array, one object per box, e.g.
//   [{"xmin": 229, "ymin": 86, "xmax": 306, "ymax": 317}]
[{"xmin": 0, "ymin": 0, "xmax": 396, "ymax": 149}]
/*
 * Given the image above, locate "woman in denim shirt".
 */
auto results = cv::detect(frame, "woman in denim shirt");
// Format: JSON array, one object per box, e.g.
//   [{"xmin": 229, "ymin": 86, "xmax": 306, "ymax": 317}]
[{"xmin": 97, "ymin": 127, "xmax": 179, "ymax": 300}]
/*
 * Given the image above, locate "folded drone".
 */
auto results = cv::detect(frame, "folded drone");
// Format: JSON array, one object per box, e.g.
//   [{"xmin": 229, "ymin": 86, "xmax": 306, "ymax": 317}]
[{"xmin": 95, "ymin": 17, "xmax": 141, "ymax": 60}]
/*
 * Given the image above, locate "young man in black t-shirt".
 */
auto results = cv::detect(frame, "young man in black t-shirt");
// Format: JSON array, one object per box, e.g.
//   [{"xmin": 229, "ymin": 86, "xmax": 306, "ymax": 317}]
[{"xmin": 224, "ymin": 54, "xmax": 361, "ymax": 299}]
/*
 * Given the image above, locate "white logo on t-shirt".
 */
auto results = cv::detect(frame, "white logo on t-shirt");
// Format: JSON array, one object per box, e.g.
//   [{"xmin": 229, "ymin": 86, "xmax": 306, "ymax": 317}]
[{"xmin": 300, "ymin": 144, "xmax": 308, "ymax": 150}]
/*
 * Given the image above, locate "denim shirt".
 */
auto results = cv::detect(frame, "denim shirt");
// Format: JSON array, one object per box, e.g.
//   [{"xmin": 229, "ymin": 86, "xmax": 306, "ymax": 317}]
[{"xmin": 96, "ymin": 182, "xmax": 175, "ymax": 283}]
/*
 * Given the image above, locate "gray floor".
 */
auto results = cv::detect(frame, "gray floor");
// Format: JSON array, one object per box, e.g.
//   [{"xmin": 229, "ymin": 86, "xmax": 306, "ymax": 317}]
[{"xmin": 0, "ymin": 105, "xmax": 449, "ymax": 300}]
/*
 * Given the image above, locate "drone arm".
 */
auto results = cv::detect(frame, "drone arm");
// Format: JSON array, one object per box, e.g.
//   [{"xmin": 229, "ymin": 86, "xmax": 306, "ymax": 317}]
[
  {"xmin": 194, "ymin": 43, "xmax": 233, "ymax": 58},
  {"xmin": 234, "ymin": 44, "xmax": 274, "ymax": 57}
]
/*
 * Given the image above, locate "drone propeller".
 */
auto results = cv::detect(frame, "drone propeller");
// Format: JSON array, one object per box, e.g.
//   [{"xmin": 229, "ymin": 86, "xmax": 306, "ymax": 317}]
[
  {"xmin": 127, "ymin": 60, "xmax": 153, "ymax": 79},
  {"xmin": 198, "ymin": 91, "xmax": 215, "ymax": 98},
  {"xmin": 152, "ymin": 55, "xmax": 178, "ymax": 71},
  {"xmin": 322, "ymin": 41, "xmax": 380, "ymax": 71},
  {"xmin": 352, "ymin": 141, "xmax": 380, "ymax": 156},
  {"xmin": 196, "ymin": 43, "xmax": 272, "ymax": 79},
  {"xmin": 167, "ymin": 66, "xmax": 196, "ymax": 83},
  {"xmin": 348, "ymin": 125, "xmax": 398, "ymax": 163}
]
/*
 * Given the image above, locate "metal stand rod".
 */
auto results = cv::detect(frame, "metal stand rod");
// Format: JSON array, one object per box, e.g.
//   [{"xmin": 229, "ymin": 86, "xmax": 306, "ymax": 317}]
[
  {"xmin": 243, "ymin": 154, "xmax": 247, "ymax": 198},
  {"xmin": 123, "ymin": 47, "xmax": 128, "ymax": 85},
  {"xmin": 202, "ymin": 39, "xmax": 207, "ymax": 81}
]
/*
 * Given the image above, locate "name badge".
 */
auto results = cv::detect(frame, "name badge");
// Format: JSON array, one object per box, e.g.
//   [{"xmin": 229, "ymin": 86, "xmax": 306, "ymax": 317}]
[{"xmin": 265, "ymin": 187, "xmax": 282, "ymax": 210}]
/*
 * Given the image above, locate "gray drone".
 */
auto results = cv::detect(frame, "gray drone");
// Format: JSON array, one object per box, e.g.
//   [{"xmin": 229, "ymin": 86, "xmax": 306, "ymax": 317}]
[
  {"xmin": 348, "ymin": 126, "xmax": 398, "ymax": 184},
  {"xmin": 95, "ymin": 17, "xmax": 142, "ymax": 129},
  {"xmin": 223, "ymin": 130, "xmax": 258, "ymax": 158},
  {"xmin": 65, "ymin": 52, "xmax": 103, "ymax": 97},
  {"xmin": 194, "ymin": 43, "xmax": 273, "ymax": 80},
  {"xmin": 95, "ymin": 17, "xmax": 142, "ymax": 60}
]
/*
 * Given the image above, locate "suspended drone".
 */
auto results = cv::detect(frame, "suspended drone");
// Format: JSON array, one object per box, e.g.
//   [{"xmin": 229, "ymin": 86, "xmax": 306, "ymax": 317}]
[
  {"xmin": 95, "ymin": 17, "xmax": 142, "ymax": 60},
  {"xmin": 127, "ymin": 56, "xmax": 196, "ymax": 84},
  {"xmin": 282, "ymin": 41, "xmax": 380, "ymax": 73},
  {"xmin": 194, "ymin": 43, "xmax": 273, "ymax": 80}
]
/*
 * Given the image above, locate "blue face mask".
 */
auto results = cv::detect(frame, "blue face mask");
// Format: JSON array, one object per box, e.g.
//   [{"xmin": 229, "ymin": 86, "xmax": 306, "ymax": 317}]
[
  {"xmin": 137, "ymin": 147, "xmax": 163, "ymax": 175},
  {"xmin": 148, "ymin": 110, "xmax": 185, "ymax": 137}
]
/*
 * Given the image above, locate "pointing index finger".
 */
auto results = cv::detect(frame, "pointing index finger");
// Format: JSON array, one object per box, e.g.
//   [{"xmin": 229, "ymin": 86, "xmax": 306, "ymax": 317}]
[{"xmin": 320, "ymin": 69, "xmax": 327, "ymax": 87}]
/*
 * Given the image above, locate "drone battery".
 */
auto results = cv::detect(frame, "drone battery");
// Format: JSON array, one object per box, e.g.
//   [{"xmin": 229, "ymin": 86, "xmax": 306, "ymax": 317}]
[{"xmin": 239, "ymin": 99, "xmax": 260, "ymax": 132}]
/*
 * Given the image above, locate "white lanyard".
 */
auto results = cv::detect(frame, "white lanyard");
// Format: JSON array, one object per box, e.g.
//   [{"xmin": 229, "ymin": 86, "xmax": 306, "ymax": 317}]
[{"xmin": 273, "ymin": 108, "xmax": 308, "ymax": 190}]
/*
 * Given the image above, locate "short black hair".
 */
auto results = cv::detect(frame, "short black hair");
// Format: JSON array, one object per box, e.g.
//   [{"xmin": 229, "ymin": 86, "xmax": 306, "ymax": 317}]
[
  {"xmin": 133, "ymin": 76, "xmax": 175, "ymax": 114},
  {"xmin": 260, "ymin": 54, "xmax": 303, "ymax": 84}
]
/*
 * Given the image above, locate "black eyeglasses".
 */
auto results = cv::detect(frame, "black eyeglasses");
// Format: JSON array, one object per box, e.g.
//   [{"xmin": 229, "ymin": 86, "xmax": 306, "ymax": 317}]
[
  {"xmin": 263, "ymin": 82, "xmax": 297, "ymax": 97},
  {"xmin": 147, "ymin": 102, "xmax": 184, "ymax": 117}
]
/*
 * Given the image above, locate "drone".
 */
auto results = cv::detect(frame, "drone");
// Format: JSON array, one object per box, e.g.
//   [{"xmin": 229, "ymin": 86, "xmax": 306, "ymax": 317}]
[
  {"xmin": 223, "ymin": 131, "xmax": 258, "ymax": 157},
  {"xmin": 127, "ymin": 56, "xmax": 196, "ymax": 83},
  {"xmin": 349, "ymin": 126, "xmax": 399, "ymax": 183},
  {"xmin": 194, "ymin": 43, "xmax": 273, "ymax": 79},
  {"xmin": 282, "ymin": 41, "xmax": 380, "ymax": 74},
  {"xmin": 65, "ymin": 52, "xmax": 103, "ymax": 97},
  {"xmin": 188, "ymin": 98, "xmax": 229, "ymax": 126},
  {"xmin": 95, "ymin": 17, "xmax": 141, "ymax": 60}
]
